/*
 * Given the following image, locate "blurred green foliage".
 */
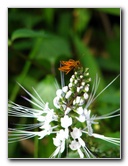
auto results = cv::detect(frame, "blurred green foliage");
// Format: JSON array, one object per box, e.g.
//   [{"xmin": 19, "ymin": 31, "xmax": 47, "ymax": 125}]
[{"xmin": 8, "ymin": 8, "xmax": 120, "ymax": 158}]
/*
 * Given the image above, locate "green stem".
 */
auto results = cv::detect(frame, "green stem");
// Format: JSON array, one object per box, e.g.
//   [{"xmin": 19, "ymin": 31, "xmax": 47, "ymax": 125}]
[{"xmin": 34, "ymin": 136, "xmax": 39, "ymax": 158}]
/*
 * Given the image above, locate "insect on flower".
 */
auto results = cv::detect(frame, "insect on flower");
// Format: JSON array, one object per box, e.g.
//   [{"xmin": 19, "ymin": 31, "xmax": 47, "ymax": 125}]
[{"xmin": 58, "ymin": 59, "xmax": 81, "ymax": 74}]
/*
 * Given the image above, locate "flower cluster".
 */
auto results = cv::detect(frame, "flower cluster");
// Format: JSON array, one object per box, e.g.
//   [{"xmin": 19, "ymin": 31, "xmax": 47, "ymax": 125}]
[
  {"xmin": 53, "ymin": 68, "xmax": 90, "ymax": 114},
  {"xmin": 8, "ymin": 66, "xmax": 120, "ymax": 158}
]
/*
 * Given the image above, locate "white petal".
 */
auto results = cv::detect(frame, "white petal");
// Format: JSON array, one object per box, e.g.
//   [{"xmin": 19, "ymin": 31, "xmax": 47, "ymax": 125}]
[
  {"xmin": 85, "ymin": 85, "xmax": 89, "ymax": 92},
  {"xmin": 37, "ymin": 116, "xmax": 45, "ymax": 122},
  {"xmin": 78, "ymin": 148, "xmax": 84, "ymax": 158},
  {"xmin": 53, "ymin": 137, "xmax": 61, "ymax": 146},
  {"xmin": 75, "ymin": 96, "xmax": 81, "ymax": 104},
  {"xmin": 83, "ymin": 93, "xmax": 89, "ymax": 100},
  {"xmin": 74, "ymin": 80, "xmax": 78, "ymax": 84},
  {"xmin": 52, "ymin": 147, "xmax": 60, "ymax": 157},
  {"xmin": 78, "ymin": 137, "xmax": 85, "ymax": 147},
  {"xmin": 76, "ymin": 107, "xmax": 84, "ymax": 115},
  {"xmin": 56, "ymin": 89, "xmax": 63, "ymax": 97},
  {"xmin": 81, "ymin": 82, "xmax": 85, "ymax": 86},
  {"xmin": 70, "ymin": 77, "xmax": 73, "ymax": 83},
  {"xmin": 79, "ymin": 98, "xmax": 85, "ymax": 105},
  {"xmin": 65, "ymin": 107, "xmax": 71, "ymax": 115},
  {"xmin": 61, "ymin": 115, "xmax": 72, "ymax": 128},
  {"xmin": 76, "ymin": 115, "xmax": 85, "ymax": 122},
  {"xmin": 80, "ymin": 75, "xmax": 83, "ymax": 79},
  {"xmin": 69, "ymin": 140, "xmax": 81, "ymax": 150},
  {"xmin": 71, "ymin": 127, "xmax": 82, "ymax": 139},
  {"xmin": 60, "ymin": 140, "xmax": 65, "ymax": 153},
  {"xmin": 53, "ymin": 96, "xmax": 60, "ymax": 109},
  {"xmin": 69, "ymin": 83, "xmax": 72, "ymax": 88},
  {"xmin": 77, "ymin": 87, "xmax": 80, "ymax": 93},
  {"xmin": 65, "ymin": 90, "xmax": 72, "ymax": 99}
]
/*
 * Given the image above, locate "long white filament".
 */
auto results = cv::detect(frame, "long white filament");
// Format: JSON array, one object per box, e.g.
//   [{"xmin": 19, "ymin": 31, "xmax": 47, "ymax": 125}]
[{"xmin": 86, "ymin": 75, "xmax": 119, "ymax": 109}]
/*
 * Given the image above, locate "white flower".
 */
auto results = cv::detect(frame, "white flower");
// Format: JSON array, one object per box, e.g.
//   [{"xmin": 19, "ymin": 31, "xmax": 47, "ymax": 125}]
[
  {"xmin": 45, "ymin": 109, "xmax": 58, "ymax": 123},
  {"xmin": 53, "ymin": 96, "xmax": 60, "ymax": 109},
  {"xmin": 61, "ymin": 115, "xmax": 72, "ymax": 128},
  {"xmin": 76, "ymin": 108, "xmax": 94, "ymax": 135},
  {"xmin": 52, "ymin": 129, "xmax": 67, "ymax": 157},
  {"xmin": 70, "ymin": 127, "xmax": 82, "ymax": 139},
  {"xmin": 69, "ymin": 140, "xmax": 81, "ymax": 150},
  {"xmin": 76, "ymin": 107, "xmax": 84, "ymax": 115},
  {"xmin": 69, "ymin": 127, "xmax": 85, "ymax": 158},
  {"xmin": 84, "ymin": 109, "xmax": 91, "ymax": 119},
  {"xmin": 35, "ymin": 102, "xmax": 58, "ymax": 123},
  {"xmin": 53, "ymin": 129, "xmax": 67, "ymax": 144},
  {"xmin": 35, "ymin": 114, "xmax": 45, "ymax": 122},
  {"xmin": 76, "ymin": 114, "xmax": 86, "ymax": 122},
  {"xmin": 38, "ymin": 124, "xmax": 53, "ymax": 138},
  {"xmin": 74, "ymin": 96, "xmax": 85, "ymax": 106}
]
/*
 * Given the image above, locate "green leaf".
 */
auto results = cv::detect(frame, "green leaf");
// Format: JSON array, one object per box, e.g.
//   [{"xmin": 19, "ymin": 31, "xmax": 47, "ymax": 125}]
[
  {"xmin": 9, "ymin": 38, "xmax": 43, "ymax": 102},
  {"xmin": 35, "ymin": 35, "xmax": 71, "ymax": 64},
  {"xmin": 95, "ymin": 132, "xmax": 120, "ymax": 152},
  {"xmin": 11, "ymin": 29, "xmax": 47, "ymax": 41},
  {"xmin": 43, "ymin": 8, "xmax": 55, "ymax": 27},
  {"xmin": 74, "ymin": 8, "xmax": 91, "ymax": 34},
  {"xmin": 16, "ymin": 75, "xmax": 38, "ymax": 92},
  {"xmin": 57, "ymin": 12, "xmax": 72, "ymax": 37},
  {"xmin": 13, "ymin": 40, "xmax": 33, "ymax": 50},
  {"xmin": 96, "ymin": 8, "xmax": 120, "ymax": 16},
  {"xmin": 32, "ymin": 75, "xmax": 57, "ymax": 108},
  {"xmin": 98, "ymin": 57, "xmax": 120, "ymax": 72}
]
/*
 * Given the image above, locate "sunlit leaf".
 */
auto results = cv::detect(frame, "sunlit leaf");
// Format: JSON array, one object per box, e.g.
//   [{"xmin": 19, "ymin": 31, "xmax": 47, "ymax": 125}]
[
  {"xmin": 32, "ymin": 75, "xmax": 57, "ymax": 108},
  {"xmin": 11, "ymin": 29, "xmax": 47, "ymax": 41},
  {"xmin": 16, "ymin": 75, "xmax": 38, "ymax": 92},
  {"xmin": 35, "ymin": 35, "xmax": 71, "ymax": 64}
]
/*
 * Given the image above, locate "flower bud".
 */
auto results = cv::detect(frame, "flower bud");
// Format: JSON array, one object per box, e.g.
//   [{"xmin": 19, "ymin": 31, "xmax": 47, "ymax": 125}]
[
  {"xmin": 56, "ymin": 89, "xmax": 63, "ymax": 97},
  {"xmin": 69, "ymin": 83, "xmax": 72, "ymax": 88},
  {"xmin": 62, "ymin": 86, "xmax": 68, "ymax": 93},
  {"xmin": 84, "ymin": 93, "xmax": 89, "ymax": 100},
  {"xmin": 85, "ymin": 85, "xmax": 89, "ymax": 92},
  {"xmin": 65, "ymin": 90, "xmax": 72, "ymax": 99}
]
